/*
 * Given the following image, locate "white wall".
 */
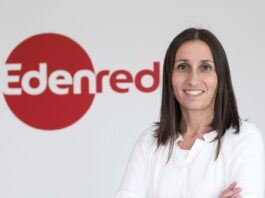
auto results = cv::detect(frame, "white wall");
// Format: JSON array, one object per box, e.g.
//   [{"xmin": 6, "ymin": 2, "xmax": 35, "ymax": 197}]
[{"xmin": 0, "ymin": 0, "xmax": 264, "ymax": 197}]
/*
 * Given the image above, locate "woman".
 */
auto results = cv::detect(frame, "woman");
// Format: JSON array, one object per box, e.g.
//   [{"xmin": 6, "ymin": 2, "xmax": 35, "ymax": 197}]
[{"xmin": 115, "ymin": 28, "xmax": 264, "ymax": 198}]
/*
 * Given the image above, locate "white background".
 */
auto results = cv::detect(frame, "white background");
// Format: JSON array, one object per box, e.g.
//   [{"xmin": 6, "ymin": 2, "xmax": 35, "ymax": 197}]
[{"xmin": 0, "ymin": 0, "xmax": 264, "ymax": 197}]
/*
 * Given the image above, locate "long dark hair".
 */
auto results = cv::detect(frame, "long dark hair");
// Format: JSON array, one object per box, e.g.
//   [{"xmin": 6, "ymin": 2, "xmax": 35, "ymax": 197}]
[{"xmin": 154, "ymin": 28, "xmax": 240, "ymax": 163}]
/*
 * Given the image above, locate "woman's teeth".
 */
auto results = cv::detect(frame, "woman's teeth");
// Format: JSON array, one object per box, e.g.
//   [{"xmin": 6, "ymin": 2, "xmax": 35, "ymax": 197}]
[{"xmin": 184, "ymin": 90, "xmax": 204, "ymax": 95}]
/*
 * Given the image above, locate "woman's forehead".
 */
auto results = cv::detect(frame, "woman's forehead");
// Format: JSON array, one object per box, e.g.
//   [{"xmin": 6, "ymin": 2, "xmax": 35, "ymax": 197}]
[{"xmin": 175, "ymin": 40, "xmax": 214, "ymax": 62}]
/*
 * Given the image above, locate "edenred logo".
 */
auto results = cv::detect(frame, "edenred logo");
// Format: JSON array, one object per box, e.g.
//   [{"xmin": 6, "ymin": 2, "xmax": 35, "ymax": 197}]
[{"xmin": 1, "ymin": 33, "xmax": 160, "ymax": 130}]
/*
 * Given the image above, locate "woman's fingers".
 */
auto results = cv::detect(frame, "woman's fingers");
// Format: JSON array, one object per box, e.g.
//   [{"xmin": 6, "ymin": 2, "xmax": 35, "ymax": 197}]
[
  {"xmin": 231, "ymin": 194, "xmax": 241, "ymax": 198},
  {"xmin": 227, "ymin": 181, "xmax": 237, "ymax": 190},
  {"xmin": 222, "ymin": 181, "xmax": 236, "ymax": 194},
  {"xmin": 225, "ymin": 187, "xmax": 241, "ymax": 197},
  {"xmin": 231, "ymin": 195, "xmax": 241, "ymax": 198},
  {"xmin": 221, "ymin": 181, "xmax": 241, "ymax": 198}
]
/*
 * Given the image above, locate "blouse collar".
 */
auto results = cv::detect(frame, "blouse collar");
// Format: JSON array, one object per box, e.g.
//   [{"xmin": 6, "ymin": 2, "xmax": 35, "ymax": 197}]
[{"xmin": 176, "ymin": 130, "xmax": 217, "ymax": 143}]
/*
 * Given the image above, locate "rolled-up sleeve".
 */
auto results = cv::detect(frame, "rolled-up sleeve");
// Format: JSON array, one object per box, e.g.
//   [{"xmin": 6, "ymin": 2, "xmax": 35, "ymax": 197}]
[
  {"xmin": 228, "ymin": 123, "xmax": 265, "ymax": 198},
  {"xmin": 115, "ymin": 129, "xmax": 152, "ymax": 198}
]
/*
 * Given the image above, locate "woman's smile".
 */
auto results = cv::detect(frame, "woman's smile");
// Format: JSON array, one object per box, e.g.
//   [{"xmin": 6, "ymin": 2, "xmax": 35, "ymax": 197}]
[{"xmin": 183, "ymin": 89, "xmax": 205, "ymax": 96}]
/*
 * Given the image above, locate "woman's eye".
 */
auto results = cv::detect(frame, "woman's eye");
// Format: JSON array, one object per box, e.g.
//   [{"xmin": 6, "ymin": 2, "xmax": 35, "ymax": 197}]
[
  {"xmin": 176, "ymin": 64, "xmax": 189, "ymax": 71},
  {"xmin": 200, "ymin": 64, "xmax": 213, "ymax": 72}
]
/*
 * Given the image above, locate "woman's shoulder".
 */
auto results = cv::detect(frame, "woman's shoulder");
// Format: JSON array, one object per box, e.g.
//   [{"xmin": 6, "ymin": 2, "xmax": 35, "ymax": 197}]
[
  {"xmin": 227, "ymin": 119, "xmax": 261, "ymax": 135},
  {"xmin": 136, "ymin": 125, "xmax": 157, "ymax": 145},
  {"xmin": 225, "ymin": 119, "xmax": 264, "ymax": 147},
  {"xmin": 132, "ymin": 125, "xmax": 159, "ymax": 154}
]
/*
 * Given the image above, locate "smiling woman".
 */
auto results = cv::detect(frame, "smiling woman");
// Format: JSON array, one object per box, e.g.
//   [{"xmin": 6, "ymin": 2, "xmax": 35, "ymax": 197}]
[{"xmin": 115, "ymin": 28, "xmax": 265, "ymax": 198}]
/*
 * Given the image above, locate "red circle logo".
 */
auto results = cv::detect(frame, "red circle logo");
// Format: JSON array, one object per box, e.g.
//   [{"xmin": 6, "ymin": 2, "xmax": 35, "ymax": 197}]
[{"xmin": 4, "ymin": 33, "xmax": 95, "ymax": 130}]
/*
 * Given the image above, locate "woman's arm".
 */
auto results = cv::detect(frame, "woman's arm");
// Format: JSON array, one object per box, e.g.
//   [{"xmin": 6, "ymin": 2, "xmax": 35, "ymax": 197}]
[
  {"xmin": 228, "ymin": 123, "xmax": 265, "ymax": 198},
  {"xmin": 115, "ymin": 129, "xmax": 152, "ymax": 198}
]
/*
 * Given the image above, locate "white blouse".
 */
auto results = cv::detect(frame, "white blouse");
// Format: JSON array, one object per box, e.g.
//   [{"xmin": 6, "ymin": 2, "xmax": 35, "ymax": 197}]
[
  {"xmin": 178, "ymin": 148, "xmax": 190, "ymax": 160},
  {"xmin": 115, "ymin": 121, "xmax": 265, "ymax": 198}
]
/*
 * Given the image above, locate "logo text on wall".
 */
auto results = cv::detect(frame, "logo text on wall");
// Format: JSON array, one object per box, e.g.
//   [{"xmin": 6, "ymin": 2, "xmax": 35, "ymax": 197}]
[{"xmin": 1, "ymin": 33, "xmax": 160, "ymax": 130}]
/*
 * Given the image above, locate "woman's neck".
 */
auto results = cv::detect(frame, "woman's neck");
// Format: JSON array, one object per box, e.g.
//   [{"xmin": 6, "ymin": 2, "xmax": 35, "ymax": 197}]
[{"xmin": 179, "ymin": 108, "xmax": 214, "ymax": 139}]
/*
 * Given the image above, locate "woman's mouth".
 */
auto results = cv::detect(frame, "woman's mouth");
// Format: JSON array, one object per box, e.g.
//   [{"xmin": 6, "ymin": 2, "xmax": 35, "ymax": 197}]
[{"xmin": 183, "ymin": 89, "xmax": 205, "ymax": 96}]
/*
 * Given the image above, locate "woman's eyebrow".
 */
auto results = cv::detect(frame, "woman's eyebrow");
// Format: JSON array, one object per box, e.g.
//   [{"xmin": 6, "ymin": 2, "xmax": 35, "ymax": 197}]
[
  {"xmin": 201, "ymin": 59, "xmax": 214, "ymax": 63},
  {"xmin": 175, "ymin": 59, "xmax": 214, "ymax": 63},
  {"xmin": 175, "ymin": 59, "xmax": 188, "ymax": 63}
]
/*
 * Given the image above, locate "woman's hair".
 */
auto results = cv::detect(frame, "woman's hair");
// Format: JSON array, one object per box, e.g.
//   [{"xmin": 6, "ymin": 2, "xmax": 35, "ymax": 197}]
[{"xmin": 154, "ymin": 27, "xmax": 240, "ymax": 163}]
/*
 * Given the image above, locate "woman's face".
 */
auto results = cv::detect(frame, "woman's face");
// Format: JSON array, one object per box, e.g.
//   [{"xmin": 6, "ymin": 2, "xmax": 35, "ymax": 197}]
[{"xmin": 172, "ymin": 40, "xmax": 218, "ymax": 112}]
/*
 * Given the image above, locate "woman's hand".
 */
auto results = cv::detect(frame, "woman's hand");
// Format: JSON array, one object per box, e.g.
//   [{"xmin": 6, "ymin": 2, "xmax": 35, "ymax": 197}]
[{"xmin": 221, "ymin": 181, "xmax": 241, "ymax": 198}]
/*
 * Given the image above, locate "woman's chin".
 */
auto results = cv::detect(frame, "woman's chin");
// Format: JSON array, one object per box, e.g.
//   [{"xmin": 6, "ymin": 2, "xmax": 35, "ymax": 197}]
[{"xmin": 181, "ymin": 104, "xmax": 208, "ymax": 111}]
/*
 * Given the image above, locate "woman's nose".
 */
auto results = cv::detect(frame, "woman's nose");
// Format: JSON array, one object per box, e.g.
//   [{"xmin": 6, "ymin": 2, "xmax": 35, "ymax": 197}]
[{"xmin": 187, "ymin": 70, "xmax": 200, "ymax": 86}]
